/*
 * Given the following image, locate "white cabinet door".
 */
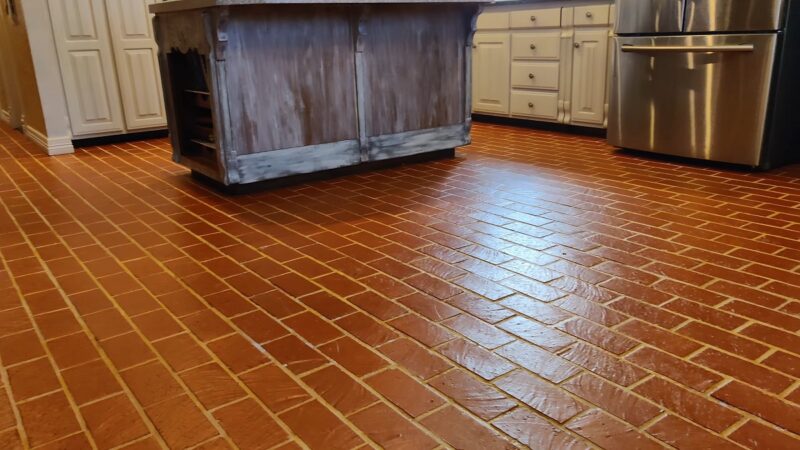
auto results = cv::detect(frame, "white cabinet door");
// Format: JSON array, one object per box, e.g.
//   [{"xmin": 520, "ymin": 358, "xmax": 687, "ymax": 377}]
[
  {"xmin": 48, "ymin": 0, "xmax": 125, "ymax": 136},
  {"xmin": 570, "ymin": 29, "xmax": 609, "ymax": 125},
  {"xmin": 105, "ymin": 0, "xmax": 167, "ymax": 130},
  {"xmin": 472, "ymin": 32, "xmax": 510, "ymax": 115}
]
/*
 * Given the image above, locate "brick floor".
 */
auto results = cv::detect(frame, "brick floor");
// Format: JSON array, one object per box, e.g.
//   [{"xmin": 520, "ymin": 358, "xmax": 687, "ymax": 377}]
[{"xmin": 0, "ymin": 120, "xmax": 799, "ymax": 449}]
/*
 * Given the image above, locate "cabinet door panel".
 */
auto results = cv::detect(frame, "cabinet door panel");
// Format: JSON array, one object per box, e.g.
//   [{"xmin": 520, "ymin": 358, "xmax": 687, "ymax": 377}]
[
  {"xmin": 472, "ymin": 32, "xmax": 510, "ymax": 115},
  {"xmin": 106, "ymin": 0, "xmax": 167, "ymax": 130},
  {"xmin": 48, "ymin": 0, "xmax": 125, "ymax": 135},
  {"xmin": 571, "ymin": 29, "xmax": 608, "ymax": 125}
]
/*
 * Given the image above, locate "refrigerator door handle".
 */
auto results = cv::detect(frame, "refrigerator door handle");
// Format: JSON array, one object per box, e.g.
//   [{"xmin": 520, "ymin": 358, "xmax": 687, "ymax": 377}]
[{"xmin": 621, "ymin": 44, "xmax": 755, "ymax": 53}]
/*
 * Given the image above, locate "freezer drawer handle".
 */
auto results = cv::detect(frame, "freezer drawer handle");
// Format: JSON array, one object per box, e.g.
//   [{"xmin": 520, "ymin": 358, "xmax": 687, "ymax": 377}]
[{"xmin": 621, "ymin": 44, "xmax": 755, "ymax": 53}]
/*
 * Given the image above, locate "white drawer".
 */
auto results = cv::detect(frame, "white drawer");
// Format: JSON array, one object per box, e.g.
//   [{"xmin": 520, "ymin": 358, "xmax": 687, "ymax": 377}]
[
  {"xmin": 510, "ymin": 7, "xmax": 562, "ymax": 29},
  {"xmin": 511, "ymin": 32, "xmax": 561, "ymax": 60},
  {"xmin": 511, "ymin": 62, "xmax": 560, "ymax": 91},
  {"xmin": 511, "ymin": 91, "xmax": 559, "ymax": 120},
  {"xmin": 574, "ymin": 5, "xmax": 610, "ymax": 26},
  {"xmin": 477, "ymin": 12, "xmax": 510, "ymax": 30}
]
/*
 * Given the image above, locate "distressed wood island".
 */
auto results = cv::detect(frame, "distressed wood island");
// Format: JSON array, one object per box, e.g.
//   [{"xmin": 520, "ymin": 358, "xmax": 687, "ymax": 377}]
[{"xmin": 150, "ymin": 0, "xmax": 488, "ymax": 185}]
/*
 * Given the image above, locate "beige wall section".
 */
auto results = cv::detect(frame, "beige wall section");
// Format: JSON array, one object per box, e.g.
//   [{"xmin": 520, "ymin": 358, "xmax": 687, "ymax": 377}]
[{"xmin": 0, "ymin": 2, "xmax": 46, "ymax": 132}]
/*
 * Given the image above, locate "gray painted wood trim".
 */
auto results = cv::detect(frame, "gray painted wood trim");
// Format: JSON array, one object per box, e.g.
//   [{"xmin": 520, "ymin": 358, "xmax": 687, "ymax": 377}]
[
  {"xmin": 464, "ymin": 5, "xmax": 482, "ymax": 128},
  {"xmin": 152, "ymin": 0, "xmax": 490, "ymax": 14},
  {"xmin": 354, "ymin": 7, "xmax": 369, "ymax": 162},
  {"xmin": 367, "ymin": 124, "xmax": 467, "ymax": 161},
  {"xmin": 153, "ymin": 16, "xmax": 184, "ymax": 165},
  {"xmin": 236, "ymin": 139, "xmax": 361, "ymax": 183}
]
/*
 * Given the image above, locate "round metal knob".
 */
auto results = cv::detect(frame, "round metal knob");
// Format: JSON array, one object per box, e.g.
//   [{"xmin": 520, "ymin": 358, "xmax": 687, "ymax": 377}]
[
  {"xmin": 472, "ymin": 44, "xmax": 477, "ymax": 48},
  {"xmin": 528, "ymin": 102, "xmax": 534, "ymax": 108},
  {"xmin": 530, "ymin": 15, "xmax": 536, "ymax": 21},
  {"xmin": 530, "ymin": 44, "xmax": 536, "ymax": 50},
  {"xmin": 574, "ymin": 43, "xmax": 581, "ymax": 48},
  {"xmin": 528, "ymin": 73, "xmax": 535, "ymax": 79},
  {"xmin": 586, "ymin": 11, "xmax": 593, "ymax": 18}
]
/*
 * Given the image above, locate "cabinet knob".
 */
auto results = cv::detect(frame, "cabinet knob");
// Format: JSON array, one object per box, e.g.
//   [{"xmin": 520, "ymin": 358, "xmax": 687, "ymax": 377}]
[
  {"xmin": 528, "ymin": 73, "xmax": 535, "ymax": 79},
  {"xmin": 528, "ymin": 102, "xmax": 534, "ymax": 108},
  {"xmin": 472, "ymin": 44, "xmax": 477, "ymax": 48},
  {"xmin": 574, "ymin": 43, "xmax": 581, "ymax": 48},
  {"xmin": 530, "ymin": 44, "xmax": 536, "ymax": 50},
  {"xmin": 530, "ymin": 15, "xmax": 536, "ymax": 21},
  {"xmin": 585, "ymin": 11, "xmax": 593, "ymax": 18}
]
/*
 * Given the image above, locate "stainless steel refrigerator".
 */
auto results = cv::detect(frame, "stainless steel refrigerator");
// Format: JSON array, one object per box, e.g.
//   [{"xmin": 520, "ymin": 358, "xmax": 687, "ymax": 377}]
[{"xmin": 608, "ymin": 0, "xmax": 800, "ymax": 169}]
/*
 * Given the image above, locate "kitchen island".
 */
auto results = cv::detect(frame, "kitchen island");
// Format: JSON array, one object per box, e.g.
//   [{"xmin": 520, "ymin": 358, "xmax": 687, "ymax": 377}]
[{"xmin": 150, "ymin": 0, "xmax": 488, "ymax": 186}]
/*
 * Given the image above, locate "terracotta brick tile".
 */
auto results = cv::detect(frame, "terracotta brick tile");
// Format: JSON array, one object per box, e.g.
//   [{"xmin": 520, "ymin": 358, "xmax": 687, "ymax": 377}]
[
  {"xmin": 419, "ymin": 244, "xmax": 469, "ymax": 264},
  {"xmin": 0, "ymin": 388, "xmax": 13, "ymax": 430},
  {"xmin": 181, "ymin": 309, "xmax": 234, "ymax": 342},
  {"xmin": 131, "ymin": 309, "xmax": 183, "ymax": 342},
  {"xmin": 269, "ymin": 272, "xmax": 321, "ymax": 298},
  {"xmin": 205, "ymin": 289, "xmax": 256, "ymax": 318},
  {"xmin": 453, "ymin": 274, "xmax": 514, "ymax": 301},
  {"xmin": 618, "ymin": 320, "xmax": 701, "ymax": 357},
  {"xmin": 0, "ymin": 329, "xmax": 46, "ymax": 366},
  {"xmin": 596, "ymin": 261, "xmax": 660, "ymax": 286},
  {"xmin": 722, "ymin": 301, "xmax": 800, "ymax": 332},
  {"xmin": 157, "ymin": 289, "xmax": 205, "ymax": 317},
  {"xmin": 347, "ymin": 291, "xmax": 407, "ymax": 321},
  {"xmin": 25, "ymin": 290, "xmax": 68, "ymax": 316},
  {"xmin": 80, "ymin": 393, "xmax": 149, "ymax": 449},
  {"xmin": 253, "ymin": 290, "xmax": 305, "ymax": 319},
  {"xmin": 209, "ymin": 333, "xmax": 269, "ymax": 374},
  {"xmin": 634, "ymin": 377, "xmax": 741, "ymax": 432},
  {"xmin": 360, "ymin": 273, "xmax": 416, "ymax": 299},
  {"xmin": 285, "ymin": 257, "xmax": 331, "ymax": 279},
  {"xmin": 554, "ymin": 294, "xmax": 626, "ymax": 326},
  {"xmin": 15, "ymin": 272, "xmax": 56, "ymax": 295},
  {"xmin": 120, "ymin": 361, "xmax": 185, "ymax": 407},
  {"xmin": 448, "ymin": 293, "xmax": 515, "ymax": 324},
  {"xmin": 561, "ymin": 343, "xmax": 647, "ymax": 387},
  {"xmin": 100, "ymin": 332, "xmax": 156, "ymax": 370},
  {"xmin": 663, "ymin": 298, "xmax": 746, "ymax": 330},
  {"xmin": 7, "ymin": 357, "xmax": 60, "ymax": 401},
  {"xmin": 429, "ymin": 369, "xmax": 516, "ymax": 420},
  {"xmin": 389, "ymin": 313, "xmax": 454, "ymax": 347},
  {"xmin": 152, "ymin": 333, "xmax": 212, "ymax": 372},
  {"xmin": 707, "ymin": 280, "xmax": 785, "ymax": 309},
  {"xmin": 34, "ymin": 309, "xmax": 82, "ymax": 341},
  {"xmin": 279, "ymin": 400, "xmax": 363, "ymax": 449},
  {"xmin": 319, "ymin": 336, "xmax": 387, "ymax": 377},
  {"xmin": 296, "ymin": 291, "xmax": 354, "ymax": 320},
  {"xmin": 17, "ymin": 392, "xmax": 81, "ymax": 448},
  {"xmin": 326, "ymin": 256, "xmax": 377, "ymax": 279},
  {"xmin": 240, "ymin": 364, "xmax": 310, "ymax": 413},
  {"xmin": 334, "ymin": 312, "xmax": 396, "ymax": 347},
  {"xmin": 625, "ymin": 346, "xmax": 720, "ymax": 392},
  {"xmin": 563, "ymin": 373, "xmax": 662, "ymax": 427},
  {"xmin": 653, "ymin": 279, "xmax": 724, "ymax": 306},
  {"xmin": 495, "ymin": 408, "xmax": 590, "ymax": 449},
  {"xmin": 47, "ymin": 332, "xmax": 98, "ymax": 369},
  {"xmin": 368, "ymin": 257, "xmax": 420, "ymax": 280},
  {"xmin": 677, "ymin": 322, "xmax": 768, "ymax": 360},
  {"xmin": 368, "ymin": 367, "xmax": 447, "ymax": 417},
  {"xmin": 692, "ymin": 348, "xmax": 792, "ymax": 394},
  {"xmin": 178, "ymin": 362, "xmax": 246, "ymax": 410},
  {"xmin": 495, "ymin": 370, "xmax": 586, "ymax": 423},
  {"xmin": 458, "ymin": 257, "xmax": 515, "ymax": 282},
  {"xmin": 647, "ymin": 414, "xmax": 743, "ymax": 449},
  {"xmin": 712, "ymin": 381, "xmax": 800, "ymax": 435},
  {"xmin": 145, "ymin": 395, "xmax": 218, "ymax": 449},
  {"xmin": 302, "ymin": 365, "xmax": 376, "ymax": 415},
  {"xmin": 729, "ymin": 420, "xmax": 800, "ymax": 450},
  {"xmin": 233, "ymin": 310, "xmax": 289, "ymax": 344},
  {"xmin": 83, "ymin": 308, "xmax": 133, "ymax": 341},
  {"xmin": 444, "ymin": 314, "xmax": 513, "ymax": 349},
  {"xmin": 214, "ymin": 398, "xmax": 288, "ymax": 449},
  {"xmin": 411, "ymin": 257, "xmax": 467, "ymax": 281},
  {"xmin": 608, "ymin": 297, "xmax": 685, "ymax": 329},
  {"xmin": 405, "ymin": 273, "xmax": 462, "ymax": 300},
  {"xmin": 397, "ymin": 292, "xmax": 460, "ymax": 322},
  {"xmin": 377, "ymin": 337, "xmax": 451, "ymax": 380},
  {"xmin": 420, "ymin": 405, "xmax": 516, "ymax": 450},
  {"xmin": 61, "ymin": 359, "xmax": 121, "ymax": 405},
  {"xmin": 499, "ymin": 316, "xmax": 574, "ymax": 352},
  {"xmin": 115, "ymin": 290, "xmax": 160, "ymax": 317},
  {"xmin": 436, "ymin": 338, "xmax": 513, "ymax": 380},
  {"xmin": 557, "ymin": 317, "xmax": 637, "ymax": 355},
  {"xmin": 566, "ymin": 409, "xmax": 663, "ymax": 450},
  {"xmin": 279, "ymin": 312, "xmax": 340, "ymax": 347},
  {"xmin": 763, "ymin": 351, "xmax": 800, "ymax": 379},
  {"xmin": 349, "ymin": 403, "xmax": 437, "ymax": 450},
  {"xmin": 245, "ymin": 257, "xmax": 289, "ymax": 279},
  {"xmin": 601, "ymin": 278, "xmax": 673, "ymax": 305}
]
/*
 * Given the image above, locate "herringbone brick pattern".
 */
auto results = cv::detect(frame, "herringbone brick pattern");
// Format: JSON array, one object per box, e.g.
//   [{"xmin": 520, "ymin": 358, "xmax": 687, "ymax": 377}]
[{"xmin": 1, "ymin": 119, "xmax": 799, "ymax": 449}]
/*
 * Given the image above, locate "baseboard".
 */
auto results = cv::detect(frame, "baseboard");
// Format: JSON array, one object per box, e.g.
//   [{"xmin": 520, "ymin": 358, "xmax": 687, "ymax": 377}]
[{"xmin": 23, "ymin": 125, "xmax": 75, "ymax": 155}]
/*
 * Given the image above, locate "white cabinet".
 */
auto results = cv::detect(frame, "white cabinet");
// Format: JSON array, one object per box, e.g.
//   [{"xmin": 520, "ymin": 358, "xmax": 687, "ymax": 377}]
[
  {"xmin": 47, "ymin": 0, "xmax": 166, "ymax": 138},
  {"xmin": 472, "ymin": 32, "xmax": 510, "ymax": 115},
  {"xmin": 571, "ymin": 29, "xmax": 609, "ymax": 125},
  {"xmin": 472, "ymin": 2, "xmax": 613, "ymax": 129}
]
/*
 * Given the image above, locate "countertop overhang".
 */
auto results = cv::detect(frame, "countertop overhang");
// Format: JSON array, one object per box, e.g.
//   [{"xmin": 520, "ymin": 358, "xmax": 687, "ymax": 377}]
[{"xmin": 151, "ymin": 0, "xmax": 490, "ymax": 14}]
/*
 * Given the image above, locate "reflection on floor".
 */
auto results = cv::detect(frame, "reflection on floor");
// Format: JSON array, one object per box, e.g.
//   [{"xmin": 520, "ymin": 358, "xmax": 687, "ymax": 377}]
[{"xmin": 1, "ymin": 120, "xmax": 799, "ymax": 449}]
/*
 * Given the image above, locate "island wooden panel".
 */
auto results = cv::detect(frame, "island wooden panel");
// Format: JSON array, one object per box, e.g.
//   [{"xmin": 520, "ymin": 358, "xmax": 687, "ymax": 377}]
[{"xmin": 151, "ymin": 1, "xmax": 486, "ymax": 186}]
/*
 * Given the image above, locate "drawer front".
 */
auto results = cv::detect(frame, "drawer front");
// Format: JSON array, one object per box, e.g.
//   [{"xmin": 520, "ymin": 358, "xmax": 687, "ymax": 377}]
[
  {"xmin": 574, "ymin": 5, "xmax": 610, "ymax": 26},
  {"xmin": 511, "ymin": 62, "xmax": 560, "ymax": 91},
  {"xmin": 477, "ymin": 12, "xmax": 510, "ymax": 30},
  {"xmin": 511, "ymin": 91, "xmax": 559, "ymax": 119},
  {"xmin": 511, "ymin": 32, "xmax": 561, "ymax": 60},
  {"xmin": 510, "ymin": 7, "xmax": 561, "ymax": 29}
]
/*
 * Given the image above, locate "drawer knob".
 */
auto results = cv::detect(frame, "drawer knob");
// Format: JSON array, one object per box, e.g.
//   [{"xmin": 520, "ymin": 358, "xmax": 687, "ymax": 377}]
[
  {"xmin": 528, "ymin": 102, "xmax": 534, "ymax": 108},
  {"xmin": 530, "ymin": 44, "xmax": 537, "ymax": 50},
  {"xmin": 528, "ymin": 73, "xmax": 535, "ymax": 79},
  {"xmin": 574, "ymin": 43, "xmax": 581, "ymax": 48},
  {"xmin": 586, "ymin": 11, "xmax": 593, "ymax": 18},
  {"xmin": 530, "ymin": 15, "xmax": 536, "ymax": 21}
]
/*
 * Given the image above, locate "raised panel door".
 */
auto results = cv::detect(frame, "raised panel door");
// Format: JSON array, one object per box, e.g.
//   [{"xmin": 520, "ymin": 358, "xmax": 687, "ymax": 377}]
[
  {"xmin": 106, "ymin": 0, "xmax": 167, "ymax": 130},
  {"xmin": 571, "ymin": 29, "xmax": 608, "ymax": 125},
  {"xmin": 472, "ymin": 32, "xmax": 510, "ymax": 115}
]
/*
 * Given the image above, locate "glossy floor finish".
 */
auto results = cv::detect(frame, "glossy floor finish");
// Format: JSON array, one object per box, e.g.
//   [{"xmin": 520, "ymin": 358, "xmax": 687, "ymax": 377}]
[{"xmin": 1, "ymin": 120, "xmax": 799, "ymax": 450}]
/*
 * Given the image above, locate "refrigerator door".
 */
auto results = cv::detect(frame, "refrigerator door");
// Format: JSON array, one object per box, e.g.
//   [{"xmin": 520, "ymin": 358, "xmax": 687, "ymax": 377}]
[
  {"xmin": 616, "ymin": 0, "xmax": 685, "ymax": 35},
  {"xmin": 608, "ymin": 34, "xmax": 778, "ymax": 166},
  {"xmin": 685, "ymin": 0, "xmax": 785, "ymax": 32}
]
